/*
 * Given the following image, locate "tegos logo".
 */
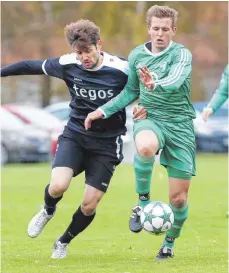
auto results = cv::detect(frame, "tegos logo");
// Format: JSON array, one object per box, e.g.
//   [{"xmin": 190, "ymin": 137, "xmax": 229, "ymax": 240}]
[{"xmin": 73, "ymin": 84, "xmax": 114, "ymax": 100}]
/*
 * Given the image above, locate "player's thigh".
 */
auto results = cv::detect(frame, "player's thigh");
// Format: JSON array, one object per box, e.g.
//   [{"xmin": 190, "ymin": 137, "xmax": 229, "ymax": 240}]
[
  {"xmin": 85, "ymin": 155, "xmax": 119, "ymax": 193},
  {"xmin": 160, "ymin": 120, "xmax": 196, "ymax": 176},
  {"xmin": 81, "ymin": 184, "xmax": 105, "ymax": 215},
  {"xmin": 84, "ymin": 136, "xmax": 123, "ymax": 193},
  {"xmin": 50, "ymin": 167, "xmax": 74, "ymax": 193},
  {"xmin": 83, "ymin": 184, "xmax": 104, "ymax": 204},
  {"xmin": 133, "ymin": 119, "xmax": 165, "ymax": 153},
  {"xmin": 52, "ymin": 127, "xmax": 86, "ymax": 179}
]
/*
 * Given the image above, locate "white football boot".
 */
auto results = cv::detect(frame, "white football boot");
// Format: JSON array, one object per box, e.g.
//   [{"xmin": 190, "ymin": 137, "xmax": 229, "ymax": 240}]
[
  {"xmin": 27, "ymin": 207, "xmax": 54, "ymax": 238},
  {"xmin": 51, "ymin": 238, "xmax": 69, "ymax": 259}
]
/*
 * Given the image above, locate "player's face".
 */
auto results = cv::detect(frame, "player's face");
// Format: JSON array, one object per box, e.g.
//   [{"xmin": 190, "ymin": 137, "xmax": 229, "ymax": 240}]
[
  {"xmin": 148, "ymin": 17, "xmax": 176, "ymax": 53},
  {"xmin": 75, "ymin": 40, "xmax": 103, "ymax": 69}
]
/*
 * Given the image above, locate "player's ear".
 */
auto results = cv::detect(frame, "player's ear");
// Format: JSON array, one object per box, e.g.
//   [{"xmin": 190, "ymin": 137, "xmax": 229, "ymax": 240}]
[
  {"xmin": 97, "ymin": 40, "xmax": 103, "ymax": 50},
  {"xmin": 172, "ymin": 27, "xmax": 176, "ymax": 36}
]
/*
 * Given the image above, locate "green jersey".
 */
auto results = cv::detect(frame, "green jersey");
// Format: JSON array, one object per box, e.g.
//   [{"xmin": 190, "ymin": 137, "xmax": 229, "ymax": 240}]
[
  {"xmin": 100, "ymin": 41, "xmax": 196, "ymax": 122},
  {"xmin": 207, "ymin": 64, "xmax": 228, "ymax": 113}
]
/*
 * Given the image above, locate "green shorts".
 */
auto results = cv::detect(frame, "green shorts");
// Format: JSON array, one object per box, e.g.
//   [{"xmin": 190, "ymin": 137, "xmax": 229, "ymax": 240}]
[{"xmin": 133, "ymin": 119, "xmax": 196, "ymax": 177}]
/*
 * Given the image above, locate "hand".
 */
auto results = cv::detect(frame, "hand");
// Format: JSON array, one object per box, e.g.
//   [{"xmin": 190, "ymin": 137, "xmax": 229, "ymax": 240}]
[
  {"xmin": 132, "ymin": 105, "xmax": 147, "ymax": 120},
  {"xmin": 139, "ymin": 66, "xmax": 155, "ymax": 89},
  {"xmin": 202, "ymin": 107, "xmax": 213, "ymax": 122},
  {"xmin": 85, "ymin": 109, "xmax": 104, "ymax": 130}
]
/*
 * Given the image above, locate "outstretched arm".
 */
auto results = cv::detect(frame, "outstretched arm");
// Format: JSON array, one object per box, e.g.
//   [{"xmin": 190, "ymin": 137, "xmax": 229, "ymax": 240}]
[
  {"xmin": 98, "ymin": 87, "xmax": 139, "ymax": 118},
  {"xmin": 85, "ymin": 83, "xmax": 139, "ymax": 130},
  {"xmin": 1, "ymin": 60, "xmax": 44, "ymax": 77},
  {"xmin": 1, "ymin": 57, "xmax": 64, "ymax": 79}
]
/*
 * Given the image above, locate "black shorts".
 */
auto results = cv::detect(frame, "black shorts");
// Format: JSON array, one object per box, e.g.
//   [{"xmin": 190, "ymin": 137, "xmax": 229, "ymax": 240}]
[{"xmin": 52, "ymin": 126, "xmax": 123, "ymax": 192}]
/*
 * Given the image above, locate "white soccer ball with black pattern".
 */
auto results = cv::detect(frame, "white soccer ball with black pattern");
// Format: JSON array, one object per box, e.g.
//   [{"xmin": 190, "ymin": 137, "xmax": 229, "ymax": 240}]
[{"xmin": 140, "ymin": 201, "xmax": 174, "ymax": 235}]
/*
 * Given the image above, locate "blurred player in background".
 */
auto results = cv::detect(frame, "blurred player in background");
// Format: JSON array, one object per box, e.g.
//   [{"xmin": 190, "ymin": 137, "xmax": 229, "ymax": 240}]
[
  {"xmin": 1, "ymin": 20, "xmax": 146, "ymax": 259},
  {"xmin": 85, "ymin": 5, "xmax": 196, "ymax": 260},
  {"xmin": 202, "ymin": 65, "xmax": 228, "ymax": 121},
  {"xmin": 202, "ymin": 64, "xmax": 228, "ymax": 216}
]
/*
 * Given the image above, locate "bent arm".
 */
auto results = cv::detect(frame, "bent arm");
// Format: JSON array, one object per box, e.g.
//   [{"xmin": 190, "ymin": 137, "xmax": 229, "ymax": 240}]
[
  {"xmin": 153, "ymin": 48, "xmax": 192, "ymax": 93},
  {"xmin": 99, "ymin": 53, "xmax": 140, "ymax": 118}
]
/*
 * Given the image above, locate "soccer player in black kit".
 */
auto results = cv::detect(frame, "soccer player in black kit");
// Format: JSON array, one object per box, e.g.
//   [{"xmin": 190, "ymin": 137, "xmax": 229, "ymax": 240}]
[{"xmin": 1, "ymin": 20, "xmax": 147, "ymax": 259}]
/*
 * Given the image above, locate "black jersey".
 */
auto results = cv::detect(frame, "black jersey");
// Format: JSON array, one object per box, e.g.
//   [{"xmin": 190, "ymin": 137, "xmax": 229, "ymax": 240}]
[{"xmin": 1, "ymin": 52, "xmax": 129, "ymax": 137}]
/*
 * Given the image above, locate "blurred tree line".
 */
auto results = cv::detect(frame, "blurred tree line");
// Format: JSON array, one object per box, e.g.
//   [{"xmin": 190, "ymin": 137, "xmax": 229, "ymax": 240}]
[{"xmin": 1, "ymin": 1, "xmax": 228, "ymax": 107}]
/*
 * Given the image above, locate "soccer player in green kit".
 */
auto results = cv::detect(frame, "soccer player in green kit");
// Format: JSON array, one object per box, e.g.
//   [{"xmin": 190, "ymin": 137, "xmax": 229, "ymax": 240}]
[
  {"xmin": 202, "ymin": 65, "xmax": 228, "ymax": 215},
  {"xmin": 85, "ymin": 5, "xmax": 196, "ymax": 259},
  {"xmin": 202, "ymin": 65, "xmax": 228, "ymax": 121}
]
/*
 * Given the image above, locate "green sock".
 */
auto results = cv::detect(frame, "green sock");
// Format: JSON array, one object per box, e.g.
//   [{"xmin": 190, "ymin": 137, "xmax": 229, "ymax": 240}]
[
  {"xmin": 164, "ymin": 203, "xmax": 188, "ymax": 248},
  {"xmin": 133, "ymin": 153, "xmax": 154, "ymax": 208}
]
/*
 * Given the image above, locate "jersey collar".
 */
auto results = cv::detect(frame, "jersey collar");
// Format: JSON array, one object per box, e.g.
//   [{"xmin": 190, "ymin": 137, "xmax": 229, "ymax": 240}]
[{"xmin": 144, "ymin": 41, "xmax": 174, "ymax": 57}]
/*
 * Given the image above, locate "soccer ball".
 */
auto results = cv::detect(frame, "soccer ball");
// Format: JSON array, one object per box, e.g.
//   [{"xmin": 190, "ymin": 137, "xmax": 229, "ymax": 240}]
[{"xmin": 140, "ymin": 201, "xmax": 174, "ymax": 235}]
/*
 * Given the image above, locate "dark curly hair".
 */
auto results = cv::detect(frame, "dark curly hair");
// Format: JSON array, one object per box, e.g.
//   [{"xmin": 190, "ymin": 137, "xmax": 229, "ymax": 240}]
[{"xmin": 64, "ymin": 20, "xmax": 100, "ymax": 51}]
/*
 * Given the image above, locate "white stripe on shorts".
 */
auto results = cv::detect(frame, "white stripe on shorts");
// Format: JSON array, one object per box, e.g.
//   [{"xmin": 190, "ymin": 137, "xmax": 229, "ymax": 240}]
[{"xmin": 116, "ymin": 136, "xmax": 121, "ymax": 159}]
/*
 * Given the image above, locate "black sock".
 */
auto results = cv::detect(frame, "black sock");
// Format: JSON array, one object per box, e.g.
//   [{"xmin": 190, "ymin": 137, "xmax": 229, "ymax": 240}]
[
  {"xmin": 139, "ymin": 192, "xmax": 150, "ymax": 201},
  {"xmin": 165, "ymin": 237, "xmax": 175, "ymax": 243},
  {"xmin": 44, "ymin": 184, "xmax": 63, "ymax": 215},
  {"xmin": 59, "ymin": 206, "xmax": 96, "ymax": 244}
]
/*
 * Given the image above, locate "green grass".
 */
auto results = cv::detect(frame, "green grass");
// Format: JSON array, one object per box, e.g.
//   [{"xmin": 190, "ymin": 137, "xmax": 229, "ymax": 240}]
[{"xmin": 1, "ymin": 154, "xmax": 228, "ymax": 273}]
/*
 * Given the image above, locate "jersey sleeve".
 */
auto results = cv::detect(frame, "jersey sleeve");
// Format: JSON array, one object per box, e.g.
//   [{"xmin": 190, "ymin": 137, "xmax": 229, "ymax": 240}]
[
  {"xmin": 207, "ymin": 65, "xmax": 228, "ymax": 113},
  {"xmin": 99, "ymin": 51, "xmax": 140, "ymax": 118},
  {"xmin": 42, "ymin": 57, "xmax": 64, "ymax": 79},
  {"xmin": 153, "ymin": 48, "xmax": 192, "ymax": 93},
  {"xmin": 1, "ymin": 60, "xmax": 44, "ymax": 77}
]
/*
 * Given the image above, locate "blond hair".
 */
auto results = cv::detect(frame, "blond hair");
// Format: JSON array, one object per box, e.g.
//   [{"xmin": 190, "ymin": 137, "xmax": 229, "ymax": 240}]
[{"xmin": 146, "ymin": 5, "xmax": 178, "ymax": 28}]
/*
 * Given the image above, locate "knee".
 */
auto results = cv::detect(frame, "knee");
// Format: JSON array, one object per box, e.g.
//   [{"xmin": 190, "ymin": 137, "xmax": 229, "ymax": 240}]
[
  {"xmin": 137, "ymin": 144, "xmax": 156, "ymax": 158},
  {"xmin": 49, "ymin": 167, "xmax": 73, "ymax": 197},
  {"xmin": 169, "ymin": 192, "xmax": 187, "ymax": 208},
  {"xmin": 81, "ymin": 200, "xmax": 98, "ymax": 216},
  {"xmin": 49, "ymin": 183, "xmax": 68, "ymax": 197},
  {"xmin": 135, "ymin": 130, "xmax": 159, "ymax": 158}
]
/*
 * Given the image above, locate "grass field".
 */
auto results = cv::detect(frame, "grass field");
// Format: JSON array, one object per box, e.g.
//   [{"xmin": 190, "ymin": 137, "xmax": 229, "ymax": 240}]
[{"xmin": 1, "ymin": 154, "xmax": 228, "ymax": 273}]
